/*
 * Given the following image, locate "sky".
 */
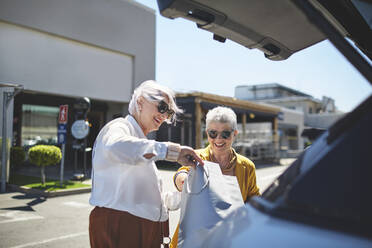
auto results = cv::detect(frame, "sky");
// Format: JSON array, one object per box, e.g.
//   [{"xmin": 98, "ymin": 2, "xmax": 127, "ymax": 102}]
[{"xmin": 135, "ymin": 0, "xmax": 372, "ymax": 112}]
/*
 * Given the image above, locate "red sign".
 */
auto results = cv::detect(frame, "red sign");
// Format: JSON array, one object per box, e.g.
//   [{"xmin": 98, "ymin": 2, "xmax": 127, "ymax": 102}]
[{"xmin": 58, "ymin": 105, "xmax": 69, "ymax": 124}]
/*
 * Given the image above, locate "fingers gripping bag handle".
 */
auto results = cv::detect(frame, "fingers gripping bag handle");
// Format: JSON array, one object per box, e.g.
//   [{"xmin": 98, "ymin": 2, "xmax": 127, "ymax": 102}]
[{"xmin": 184, "ymin": 163, "xmax": 209, "ymax": 195}]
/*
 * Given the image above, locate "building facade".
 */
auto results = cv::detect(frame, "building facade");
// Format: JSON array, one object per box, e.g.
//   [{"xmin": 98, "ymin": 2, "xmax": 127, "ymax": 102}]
[
  {"xmin": 235, "ymin": 83, "xmax": 344, "ymax": 154},
  {"xmin": 0, "ymin": 0, "xmax": 156, "ymax": 171},
  {"xmin": 235, "ymin": 83, "xmax": 338, "ymax": 115}
]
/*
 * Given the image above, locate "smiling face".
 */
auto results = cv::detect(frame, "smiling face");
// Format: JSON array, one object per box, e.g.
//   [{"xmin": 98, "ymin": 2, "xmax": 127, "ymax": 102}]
[
  {"xmin": 206, "ymin": 121, "xmax": 237, "ymax": 156},
  {"xmin": 137, "ymin": 96, "xmax": 172, "ymax": 135}
]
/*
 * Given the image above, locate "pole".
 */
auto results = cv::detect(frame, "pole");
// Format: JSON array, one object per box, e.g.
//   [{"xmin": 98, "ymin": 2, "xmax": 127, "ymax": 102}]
[
  {"xmin": 0, "ymin": 84, "xmax": 23, "ymax": 193},
  {"xmin": 195, "ymin": 98, "xmax": 202, "ymax": 149},
  {"xmin": 83, "ymin": 139, "xmax": 87, "ymax": 177},
  {"xmin": 74, "ymin": 149, "xmax": 78, "ymax": 173},
  {"xmin": 242, "ymin": 113, "xmax": 247, "ymax": 156},
  {"xmin": 60, "ymin": 144, "xmax": 65, "ymax": 185},
  {"xmin": 1, "ymin": 92, "xmax": 8, "ymax": 193},
  {"xmin": 273, "ymin": 118, "xmax": 279, "ymax": 163}
]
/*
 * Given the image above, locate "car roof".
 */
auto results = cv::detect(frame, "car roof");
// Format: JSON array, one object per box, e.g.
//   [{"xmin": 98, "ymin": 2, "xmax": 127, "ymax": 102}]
[{"xmin": 157, "ymin": 0, "xmax": 372, "ymax": 61}]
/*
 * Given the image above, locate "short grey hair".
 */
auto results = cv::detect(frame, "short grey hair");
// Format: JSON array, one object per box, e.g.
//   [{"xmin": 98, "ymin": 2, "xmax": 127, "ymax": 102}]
[
  {"xmin": 128, "ymin": 80, "xmax": 182, "ymax": 124},
  {"xmin": 206, "ymin": 106, "xmax": 238, "ymax": 131}
]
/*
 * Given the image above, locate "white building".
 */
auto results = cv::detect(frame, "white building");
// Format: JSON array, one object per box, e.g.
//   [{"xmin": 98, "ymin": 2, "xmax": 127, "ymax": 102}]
[
  {"xmin": 0, "ymin": 0, "xmax": 156, "ymax": 169},
  {"xmin": 235, "ymin": 83, "xmax": 339, "ymax": 114},
  {"xmin": 235, "ymin": 83, "xmax": 345, "ymax": 155}
]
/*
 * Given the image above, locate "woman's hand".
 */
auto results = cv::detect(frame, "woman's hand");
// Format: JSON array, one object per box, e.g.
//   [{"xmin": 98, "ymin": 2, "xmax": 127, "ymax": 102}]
[
  {"xmin": 175, "ymin": 171, "xmax": 188, "ymax": 192},
  {"xmin": 177, "ymin": 146, "xmax": 204, "ymax": 168}
]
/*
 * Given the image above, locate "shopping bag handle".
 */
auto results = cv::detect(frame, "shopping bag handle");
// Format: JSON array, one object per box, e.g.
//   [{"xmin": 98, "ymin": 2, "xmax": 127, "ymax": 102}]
[{"xmin": 184, "ymin": 162, "xmax": 209, "ymax": 195}]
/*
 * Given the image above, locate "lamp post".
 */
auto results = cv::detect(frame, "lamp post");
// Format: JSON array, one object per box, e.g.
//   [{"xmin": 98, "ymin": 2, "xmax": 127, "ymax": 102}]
[
  {"xmin": 1, "ymin": 83, "xmax": 23, "ymax": 193},
  {"xmin": 71, "ymin": 97, "xmax": 90, "ymax": 179}
]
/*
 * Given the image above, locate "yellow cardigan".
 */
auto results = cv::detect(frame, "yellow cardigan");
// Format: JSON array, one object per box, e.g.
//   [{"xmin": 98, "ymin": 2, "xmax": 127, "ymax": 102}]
[{"xmin": 170, "ymin": 146, "xmax": 260, "ymax": 248}]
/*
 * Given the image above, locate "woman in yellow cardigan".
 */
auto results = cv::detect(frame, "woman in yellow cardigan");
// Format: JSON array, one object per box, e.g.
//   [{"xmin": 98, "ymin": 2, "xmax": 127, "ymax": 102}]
[{"xmin": 170, "ymin": 106, "xmax": 261, "ymax": 248}]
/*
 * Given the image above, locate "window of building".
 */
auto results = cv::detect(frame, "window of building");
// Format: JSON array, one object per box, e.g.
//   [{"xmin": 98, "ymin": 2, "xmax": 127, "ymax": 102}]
[{"xmin": 21, "ymin": 104, "xmax": 59, "ymax": 147}]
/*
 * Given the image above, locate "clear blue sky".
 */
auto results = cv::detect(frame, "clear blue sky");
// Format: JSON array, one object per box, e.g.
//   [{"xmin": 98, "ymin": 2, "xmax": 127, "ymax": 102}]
[{"xmin": 135, "ymin": 0, "xmax": 371, "ymax": 112}]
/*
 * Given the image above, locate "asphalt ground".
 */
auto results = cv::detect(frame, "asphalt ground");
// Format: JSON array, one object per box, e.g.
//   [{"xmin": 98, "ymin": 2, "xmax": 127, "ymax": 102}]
[{"xmin": 0, "ymin": 160, "xmax": 293, "ymax": 248}]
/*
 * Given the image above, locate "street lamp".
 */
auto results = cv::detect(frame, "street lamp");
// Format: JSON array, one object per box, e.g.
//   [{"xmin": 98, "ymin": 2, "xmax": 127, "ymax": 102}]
[{"xmin": 1, "ymin": 82, "xmax": 23, "ymax": 193}]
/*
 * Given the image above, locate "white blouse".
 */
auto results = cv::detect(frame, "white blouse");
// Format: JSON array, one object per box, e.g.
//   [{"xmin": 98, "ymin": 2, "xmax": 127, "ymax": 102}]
[{"xmin": 89, "ymin": 115, "xmax": 180, "ymax": 222}]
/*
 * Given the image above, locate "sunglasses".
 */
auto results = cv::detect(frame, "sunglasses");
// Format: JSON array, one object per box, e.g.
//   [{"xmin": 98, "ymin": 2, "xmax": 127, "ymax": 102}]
[
  {"xmin": 157, "ymin": 100, "xmax": 175, "ymax": 119},
  {"xmin": 207, "ymin": 129, "xmax": 233, "ymax": 139}
]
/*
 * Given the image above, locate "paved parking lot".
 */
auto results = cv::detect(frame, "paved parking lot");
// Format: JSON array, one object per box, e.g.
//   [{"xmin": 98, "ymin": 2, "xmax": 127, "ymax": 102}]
[{"xmin": 0, "ymin": 164, "xmax": 289, "ymax": 248}]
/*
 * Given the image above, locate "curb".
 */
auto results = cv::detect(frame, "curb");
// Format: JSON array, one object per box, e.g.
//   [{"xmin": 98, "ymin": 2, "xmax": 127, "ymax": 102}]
[{"xmin": 7, "ymin": 184, "xmax": 91, "ymax": 197}]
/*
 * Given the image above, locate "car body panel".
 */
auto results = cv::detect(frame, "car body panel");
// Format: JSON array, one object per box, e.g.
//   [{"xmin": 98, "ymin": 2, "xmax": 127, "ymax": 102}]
[
  {"xmin": 157, "ymin": 0, "xmax": 372, "ymax": 61},
  {"xmin": 157, "ymin": 0, "xmax": 326, "ymax": 60},
  {"xmin": 201, "ymin": 204, "xmax": 372, "ymax": 248}
]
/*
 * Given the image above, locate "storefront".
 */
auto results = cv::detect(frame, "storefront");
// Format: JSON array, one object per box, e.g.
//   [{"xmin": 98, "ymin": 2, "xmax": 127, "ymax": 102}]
[
  {"xmin": 12, "ymin": 92, "xmax": 109, "ymax": 170},
  {"xmin": 0, "ymin": 0, "xmax": 156, "ymax": 176}
]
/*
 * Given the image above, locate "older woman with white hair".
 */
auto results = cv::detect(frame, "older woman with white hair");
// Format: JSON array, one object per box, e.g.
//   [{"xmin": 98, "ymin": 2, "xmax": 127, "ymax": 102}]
[
  {"xmin": 89, "ymin": 80, "xmax": 203, "ymax": 248},
  {"xmin": 170, "ymin": 106, "xmax": 260, "ymax": 248}
]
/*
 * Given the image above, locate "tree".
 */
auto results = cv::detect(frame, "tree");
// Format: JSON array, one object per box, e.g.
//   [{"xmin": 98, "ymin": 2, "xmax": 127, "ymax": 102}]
[{"xmin": 28, "ymin": 145, "xmax": 62, "ymax": 185}]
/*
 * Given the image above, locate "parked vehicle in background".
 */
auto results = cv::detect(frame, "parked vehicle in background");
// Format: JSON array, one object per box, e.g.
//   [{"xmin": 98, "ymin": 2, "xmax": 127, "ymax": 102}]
[{"xmin": 157, "ymin": 0, "xmax": 372, "ymax": 247}]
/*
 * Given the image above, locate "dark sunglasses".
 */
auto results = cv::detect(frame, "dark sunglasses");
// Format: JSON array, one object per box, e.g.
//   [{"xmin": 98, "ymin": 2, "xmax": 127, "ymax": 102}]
[
  {"xmin": 157, "ymin": 100, "xmax": 175, "ymax": 118},
  {"xmin": 207, "ymin": 129, "xmax": 233, "ymax": 139}
]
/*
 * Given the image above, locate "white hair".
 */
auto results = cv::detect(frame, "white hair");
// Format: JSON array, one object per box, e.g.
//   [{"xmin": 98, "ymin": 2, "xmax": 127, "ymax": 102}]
[
  {"xmin": 206, "ymin": 106, "xmax": 238, "ymax": 131},
  {"xmin": 128, "ymin": 80, "xmax": 182, "ymax": 124}
]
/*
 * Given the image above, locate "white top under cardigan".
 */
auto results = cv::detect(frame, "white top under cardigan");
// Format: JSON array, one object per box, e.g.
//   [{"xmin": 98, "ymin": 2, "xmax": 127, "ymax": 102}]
[{"xmin": 89, "ymin": 115, "xmax": 181, "ymax": 222}]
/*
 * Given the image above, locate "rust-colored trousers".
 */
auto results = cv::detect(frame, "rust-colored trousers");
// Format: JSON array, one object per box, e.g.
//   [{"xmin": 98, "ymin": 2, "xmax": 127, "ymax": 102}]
[{"xmin": 89, "ymin": 207, "xmax": 169, "ymax": 248}]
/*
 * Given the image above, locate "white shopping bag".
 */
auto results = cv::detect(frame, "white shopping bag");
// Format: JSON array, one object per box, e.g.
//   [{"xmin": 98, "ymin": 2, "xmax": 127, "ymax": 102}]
[{"xmin": 178, "ymin": 161, "xmax": 244, "ymax": 248}]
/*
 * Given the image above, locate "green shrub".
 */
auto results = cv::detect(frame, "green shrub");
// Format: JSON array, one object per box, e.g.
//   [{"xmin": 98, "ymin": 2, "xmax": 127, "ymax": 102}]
[
  {"xmin": 28, "ymin": 145, "xmax": 62, "ymax": 185},
  {"xmin": 28, "ymin": 145, "xmax": 62, "ymax": 167},
  {"xmin": 10, "ymin": 147, "xmax": 26, "ymax": 167}
]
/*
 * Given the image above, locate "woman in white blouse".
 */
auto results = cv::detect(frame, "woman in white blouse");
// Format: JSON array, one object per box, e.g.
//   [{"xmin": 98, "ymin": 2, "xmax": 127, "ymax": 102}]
[{"xmin": 89, "ymin": 80, "xmax": 203, "ymax": 248}]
